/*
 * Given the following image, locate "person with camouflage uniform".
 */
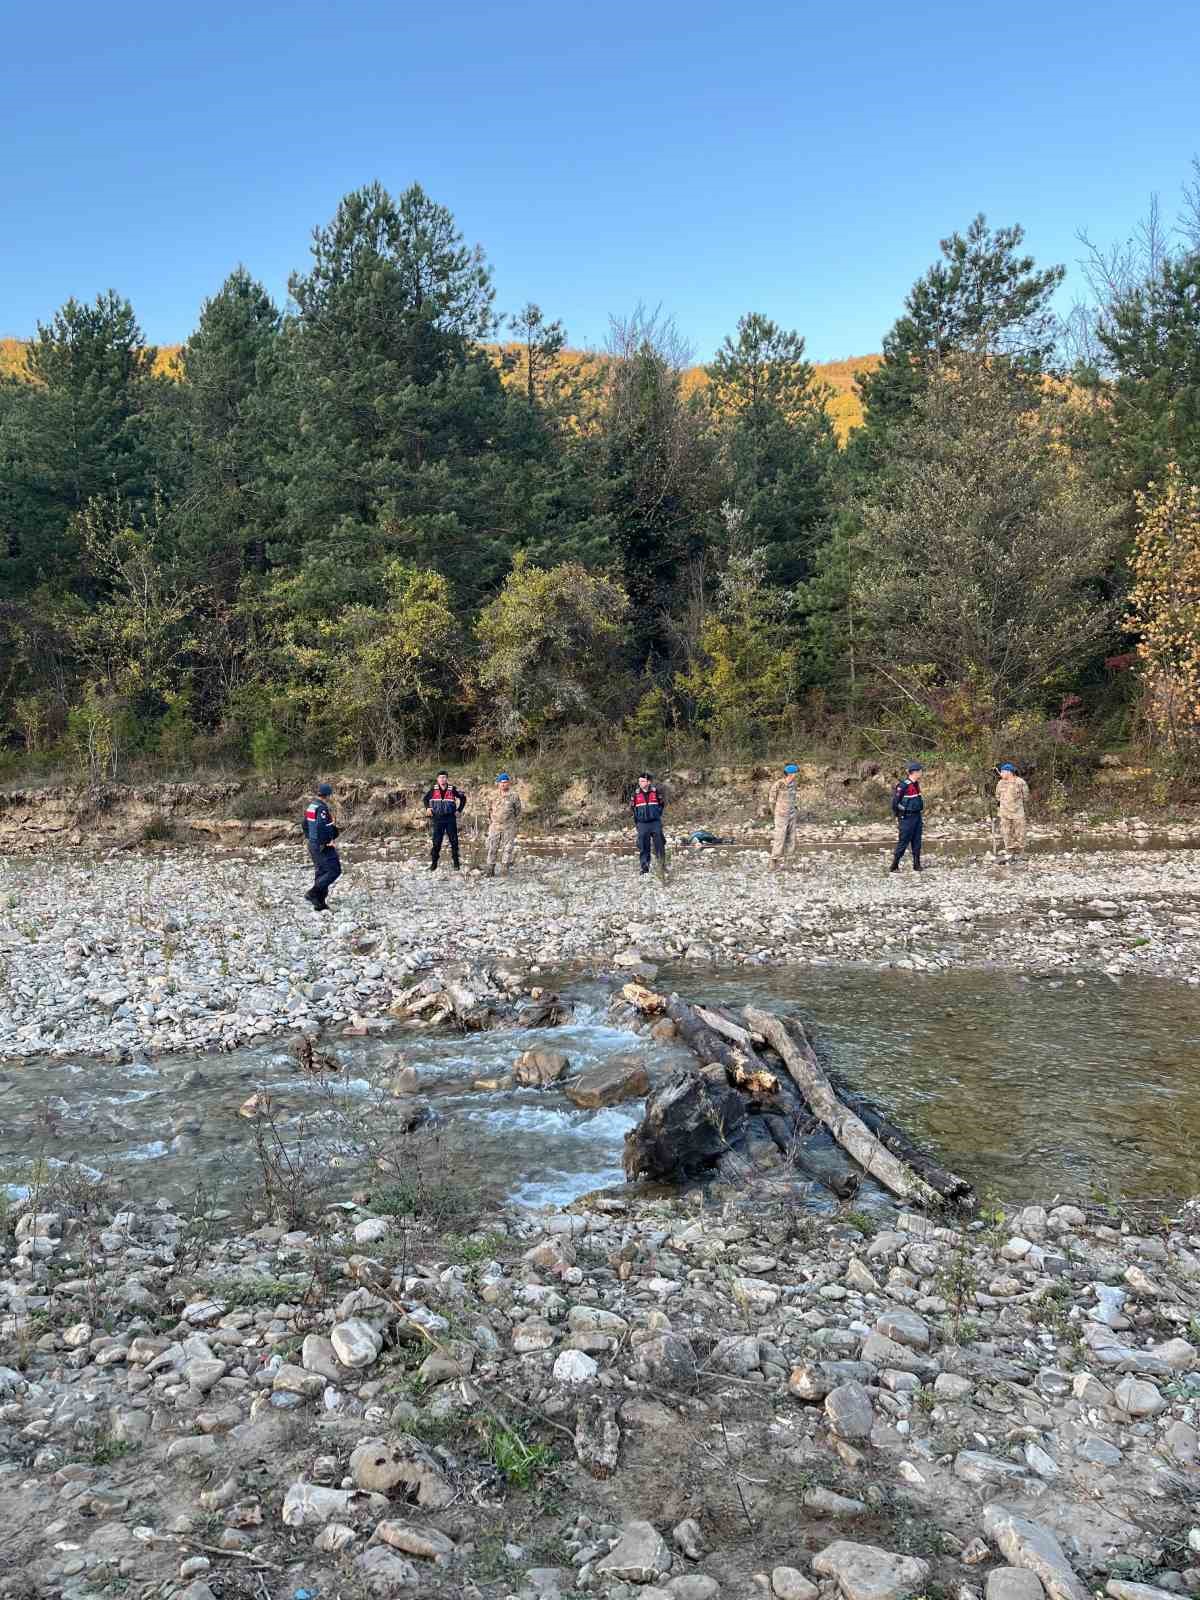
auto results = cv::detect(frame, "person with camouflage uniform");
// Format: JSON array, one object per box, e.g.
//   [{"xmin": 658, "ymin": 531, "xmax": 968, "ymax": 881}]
[
  {"xmin": 485, "ymin": 772, "xmax": 522, "ymax": 876},
  {"xmin": 995, "ymin": 762, "xmax": 1030, "ymax": 858},
  {"xmin": 768, "ymin": 762, "xmax": 800, "ymax": 868}
]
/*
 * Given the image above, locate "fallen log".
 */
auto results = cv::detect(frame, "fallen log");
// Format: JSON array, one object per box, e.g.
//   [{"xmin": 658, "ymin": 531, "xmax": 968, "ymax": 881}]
[
  {"xmin": 694, "ymin": 1006, "xmax": 763, "ymax": 1051},
  {"xmin": 745, "ymin": 1006, "xmax": 945, "ymax": 1208},
  {"xmin": 781, "ymin": 1019, "xmax": 975, "ymax": 1205},
  {"xmin": 623, "ymin": 985, "xmax": 780, "ymax": 1097},
  {"xmin": 620, "ymin": 986, "xmax": 851, "ymax": 1197},
  {"xmin": 760, "ymin": 1112, "xmax": 858, "ymax": 1199}
]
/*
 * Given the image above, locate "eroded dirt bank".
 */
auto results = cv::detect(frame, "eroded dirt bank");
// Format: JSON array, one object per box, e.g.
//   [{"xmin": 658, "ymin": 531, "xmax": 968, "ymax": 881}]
[{"xmin": 0, "ymin": 761, "xmax": 1192, "ymax": 854}]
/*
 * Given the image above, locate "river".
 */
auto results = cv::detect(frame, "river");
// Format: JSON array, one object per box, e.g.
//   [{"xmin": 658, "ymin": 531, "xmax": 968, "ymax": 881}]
[{"xmin": 2, "ymin": 966, "xmax": 1198, "ymax": 1215}]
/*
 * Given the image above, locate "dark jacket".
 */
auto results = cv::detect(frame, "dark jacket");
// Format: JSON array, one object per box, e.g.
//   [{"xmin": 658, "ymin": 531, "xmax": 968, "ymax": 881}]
[
  {"xmin": 891, "ymin": 779, "xmax": 924, "ymax": 819},
  {"xmin": 424, "ymin": 784, "xmax": 467, "ymax": 818},
  {"xmin": 632, "ymin": 784, "xmax": 666, "ymax": 825},
  {"xmin": 301, "ymin": 798, "xmax": 340, "ymax": 848}
]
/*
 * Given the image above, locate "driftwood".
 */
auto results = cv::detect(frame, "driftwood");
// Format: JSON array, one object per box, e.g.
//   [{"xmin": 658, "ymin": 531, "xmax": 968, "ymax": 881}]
[
  {"xmin": 621, "ymin": 986, "xmax": 853, "ymax": 1197},
  {"xmin": 623, "ymin": 984, "xmax": 779, "ymax": 1096},
  {"xmin": 745, "ymin": 1007, "xmax": 944, "ymax": 1207},
  {"xmin": 620, "ymin": 982, "xmax": 970, "ymax": 1208},
  {"xmin": 391, "ymin": 965, "xmax": 572, "ymax": 1034},
  {"xmin": 783, "ymin": 1020, "xmax": 975, "ymax": 1205}
]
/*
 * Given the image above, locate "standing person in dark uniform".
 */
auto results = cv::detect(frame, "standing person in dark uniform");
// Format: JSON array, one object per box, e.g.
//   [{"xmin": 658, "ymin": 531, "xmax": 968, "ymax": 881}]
[
  {"xmin": 890, "ymin": 762, "xmax": 925, "ymax": 873},
  {"xmin": 423, "ymin": 770, "xmax": 467, "ymax": 872},
  {"xmin": 632, "ymin": 771, "xmax": 667, "ymax": 876},
  {"xmin": 301, "ymin": 782, "xmax": 341, "ymax": 912}
]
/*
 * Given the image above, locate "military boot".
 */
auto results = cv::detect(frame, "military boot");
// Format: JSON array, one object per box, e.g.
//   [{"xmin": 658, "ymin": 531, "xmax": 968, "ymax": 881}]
[{"xmin": 486, "ymin": 864, "xmax": 495, "ymax": 877}]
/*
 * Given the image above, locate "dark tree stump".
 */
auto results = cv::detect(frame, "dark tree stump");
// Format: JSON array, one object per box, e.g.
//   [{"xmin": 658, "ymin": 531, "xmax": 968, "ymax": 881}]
[{"xmin": 622, "ymin": 1067, "xmax": 747, "ymax": 1181}]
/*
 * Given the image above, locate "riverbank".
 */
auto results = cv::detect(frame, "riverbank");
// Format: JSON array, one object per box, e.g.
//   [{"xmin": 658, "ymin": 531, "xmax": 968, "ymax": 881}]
[
  {"xmin": 1, "ymin": 1164, "xmax": 1197, "ymax": 1600},
  {"xmin": 2, "ymin": 839, "xmax": 1200, "ymax": 1061}
]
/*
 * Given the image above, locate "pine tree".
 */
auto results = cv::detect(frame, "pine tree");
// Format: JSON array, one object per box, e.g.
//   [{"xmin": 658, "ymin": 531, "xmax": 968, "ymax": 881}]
[
  {"xmin": 601, "ymin": 310, "xmax": 718, "ymax": 665},
  {"xmin": 1, "ymin": 292, "xmax": 159, "ymax": 591},
  {"xmin": 280, "ymin": 181, "xmax": 512, "ymax": 607},
  {"xmin": 707, "ymin": 313, "xmax": 837, "ymax": 585},
  {"xmin": 851, "ymin": 216, "xmax": 1064, "ymax": 472},
  {"xmin": 175, "ymin": 268, "xmax": 283, "ymax": 590},
  {"xmin": 1087, "ymin": 249, "xmax": 1200, "ymax": 493}
]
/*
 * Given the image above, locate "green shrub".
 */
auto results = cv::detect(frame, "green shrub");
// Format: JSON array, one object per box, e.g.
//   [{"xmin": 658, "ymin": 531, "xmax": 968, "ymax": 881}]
[{"xmin": 250, "ymin": 724, "xmax": 290, "ymax": 774}]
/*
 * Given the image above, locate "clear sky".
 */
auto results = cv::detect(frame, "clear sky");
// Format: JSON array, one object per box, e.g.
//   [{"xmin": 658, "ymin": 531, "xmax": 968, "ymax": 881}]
[{"xmin": 3, "ymin": 0, "xmax": 1197, "ymax": 362}]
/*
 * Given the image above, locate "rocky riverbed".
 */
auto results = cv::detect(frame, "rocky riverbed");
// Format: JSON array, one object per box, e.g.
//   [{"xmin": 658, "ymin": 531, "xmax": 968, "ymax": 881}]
[
  {"xmin": 2, "ymin": 839, "xmax": 1200, "ymax": 1060},
  {"xmin": 1, "ymin": 1167, "xmax": 1198, "ymax": 1600}
]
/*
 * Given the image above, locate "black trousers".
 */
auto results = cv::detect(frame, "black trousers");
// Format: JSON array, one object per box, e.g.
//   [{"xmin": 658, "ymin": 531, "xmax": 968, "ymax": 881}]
[
  {"xmin": 637, "ymin": 820, "xmax": 666, "ymax": 872},
  {"xmin": 892, "ymin": 814, "xmax": 923, "ymax": 869},
  {"xmin": 307, "ymin": 842, "xmax": 342, "ymax": 898},
  {"xmin": 431, "ymin": 814, "xmax": 460, "ymax": 868}
]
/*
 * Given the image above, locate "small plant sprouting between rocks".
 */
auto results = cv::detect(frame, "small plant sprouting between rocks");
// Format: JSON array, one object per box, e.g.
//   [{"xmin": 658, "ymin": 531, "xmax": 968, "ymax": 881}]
[
  {"xmin": 488, "ymin": 1423, "xmax": 555, "ymax": 1489},
  {"xmin": 90, "ymin": 1433, "xmax": 138, "ymax": 1466},
  {"xmin": 241, "ymin": 1098, "xmax": 328, "ymax": 1229}
]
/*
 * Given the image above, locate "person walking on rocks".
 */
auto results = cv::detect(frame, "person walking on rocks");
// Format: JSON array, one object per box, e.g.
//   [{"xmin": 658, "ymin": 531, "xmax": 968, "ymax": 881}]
[
  {"xmin": 995, "ymin": 762, "xmax": 1030, "ymax": 859},
  {"xmin": 890, "ymin": 762, "xmax": 925, "ymax": 873},
  {"xmin": 301, "ymin": 782, "xmax": 341, "ymax": 912},
  {"xmin": 632, "ymin": 772, "xmax": 667, "ymax": 876},
  {"xmin": 485, "ymin": 772, "xmax": 522, "ymax": 876},
  {"xmin": 423, "ymin": 770, "xmax": 466, "ymax": 872},
  {"xmin": 768, "ymin": 762, "xmax": 800, "ymax": 869}
]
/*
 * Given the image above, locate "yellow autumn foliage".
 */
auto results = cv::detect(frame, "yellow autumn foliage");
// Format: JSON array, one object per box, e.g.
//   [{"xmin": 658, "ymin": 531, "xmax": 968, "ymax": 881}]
[
  {"xmin": 1127, "ymin": 466, "xmax": 1200, "ymax": 747},
  {"xmin": 4, "ymin": 331, "xmax": 877, "ymax": 439},
  {"xmin": 0, "ymin": 337, "xmax": 182, "ymax": 382}
]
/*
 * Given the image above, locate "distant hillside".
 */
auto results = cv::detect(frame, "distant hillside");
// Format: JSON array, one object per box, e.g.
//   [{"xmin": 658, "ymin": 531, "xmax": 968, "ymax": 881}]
[
  {"xmin": 1, "ymin": 335, "xmax": 880, "ymax": 441},
  {"xmin": 491, "ymin": 345, "xmax": 882, "ymax": 442},
  {"xmin": 0, "ymin": 338, "xmax": 182, "ymax": 380}
]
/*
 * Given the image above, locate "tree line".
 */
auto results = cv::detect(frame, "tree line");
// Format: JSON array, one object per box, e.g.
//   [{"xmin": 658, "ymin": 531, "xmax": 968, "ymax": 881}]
[{"xmin": 1, "ymin": 172, "xmax": 1199, "ymax": 784}]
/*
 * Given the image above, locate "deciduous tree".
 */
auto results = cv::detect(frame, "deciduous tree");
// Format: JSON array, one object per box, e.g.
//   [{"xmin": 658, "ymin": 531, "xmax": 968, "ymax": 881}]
[{"xmin": 476, "ymin": 557, "xmax": 630, "ymax": 745}]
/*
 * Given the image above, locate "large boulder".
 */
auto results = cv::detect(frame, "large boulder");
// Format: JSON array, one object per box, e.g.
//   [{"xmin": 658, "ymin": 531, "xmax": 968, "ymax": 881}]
[
  {"xmin": 596, "ymin": 1520, "xmax": 672, "ymax": 1583},
  {"xmin": 564, "ymin": 1056, "xmax": 650, "ymax": 1108},
  {"xmin": 349, "ymin": 1436, "xmax": 454, "ymax": 1507},
  {"xmin": 623, "ymin": 1068, "xmax": 747, "ymax": 1181},
  {"xmin": 812, "ymin": 1541, "xmax": 930, "ymax": 1600},
  {"xmin": 514, "ymin": 1049, "xmax": 571, "ymax": 1087}
]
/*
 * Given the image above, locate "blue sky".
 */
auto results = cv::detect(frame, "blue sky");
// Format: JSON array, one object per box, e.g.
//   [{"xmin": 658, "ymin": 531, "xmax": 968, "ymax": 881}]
[{"xmin": 3, "ymin": 0, "xmax": 1197, "ymax": 361}]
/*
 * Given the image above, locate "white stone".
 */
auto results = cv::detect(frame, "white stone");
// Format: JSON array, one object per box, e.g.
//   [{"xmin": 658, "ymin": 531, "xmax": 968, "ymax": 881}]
[
  {"xmin": 774, "ymin": 1568, "xmax": 820, "ymax": 1600},
  {"xmin": 331, "ymin": 1318, "xmax": 382, "ymax": 1368},
  {"xmin": 553, "ymin": 1349, "xmax": 598, "ymax": 1385},
  {"xmin": 354, "ymin": 1218, "xmax": 389, "ymax": 1245}
]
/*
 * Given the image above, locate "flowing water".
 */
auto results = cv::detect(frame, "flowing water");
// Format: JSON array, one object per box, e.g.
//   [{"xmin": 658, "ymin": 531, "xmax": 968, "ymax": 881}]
[{"xmin": 2, "ymin": 967, "xmax": 1199, "ymax": 1214}]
